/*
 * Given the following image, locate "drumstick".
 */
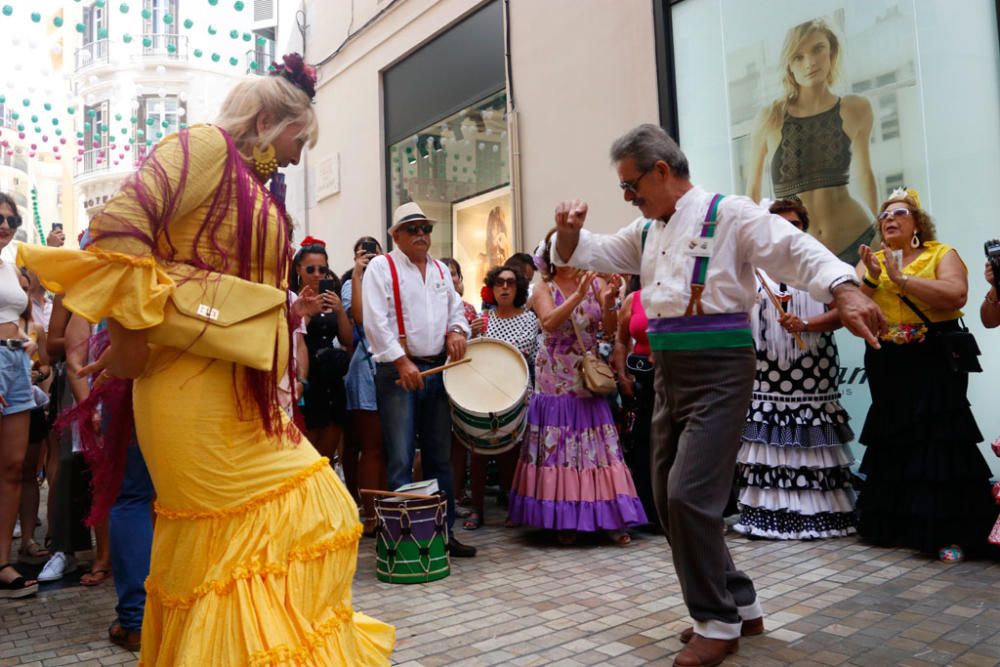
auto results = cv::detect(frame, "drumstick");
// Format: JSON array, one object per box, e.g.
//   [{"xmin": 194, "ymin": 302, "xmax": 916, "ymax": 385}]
[
  {"xmin": 755, "ymin": 269, "xmax": 806, "ymax": 350},
  {"xmin": 394, "ymin": 357, "xmax": 472, "ymax": 385},
  {"xmin": 360, "ymin": 488, "xmax": 438, "ymax": 500}
]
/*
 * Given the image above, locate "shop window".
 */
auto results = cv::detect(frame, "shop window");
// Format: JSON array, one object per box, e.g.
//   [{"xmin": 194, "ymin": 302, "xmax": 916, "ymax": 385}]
[{"xmin": 387, "ymin": 90, "xmax": 510, "ymax": 296}]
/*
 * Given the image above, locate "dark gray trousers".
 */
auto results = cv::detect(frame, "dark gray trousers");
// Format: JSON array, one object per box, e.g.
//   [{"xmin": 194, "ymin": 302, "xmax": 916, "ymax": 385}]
[{"xmin": 651, "ymin": 347, "xmax": 760, "ymax": 638}]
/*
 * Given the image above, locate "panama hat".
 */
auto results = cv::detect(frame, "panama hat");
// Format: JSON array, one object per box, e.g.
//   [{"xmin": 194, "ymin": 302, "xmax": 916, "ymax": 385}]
[{"xmin": 389, "ymin": 202, "xmax": 437, "ymax": 235}]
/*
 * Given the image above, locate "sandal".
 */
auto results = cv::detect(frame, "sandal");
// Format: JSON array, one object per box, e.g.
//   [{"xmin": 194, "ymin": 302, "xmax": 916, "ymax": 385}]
[
  {"xmin": 608, "ymin": 530, "xmax": 632, "ymax": 546},
  {"xmin": 80, "ymin": 567, "xmax": 113, "ymax": 587},
  {"xmin": 938, "ymin": 545, "xmax": 964, "ymax": 563},
  {"xmin": 463, "ymin": 511, "xmax": 482, "ymax": 530},
  {"xmin": 108, "ymin": 621, "xmax": 141, "ymax": 652},
  {"xmin": 0, "ymin": 563, "xmax": 38, "ymax": 599},
  {"xmin": 18, "ymin": 540, "xmax": 50, "ymax": 563}
]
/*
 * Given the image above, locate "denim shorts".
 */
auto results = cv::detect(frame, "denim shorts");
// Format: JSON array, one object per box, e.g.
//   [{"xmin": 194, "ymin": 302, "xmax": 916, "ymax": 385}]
[{"xmin": 0, "ymin": 347, "xmax": 35, "ymax": 416}]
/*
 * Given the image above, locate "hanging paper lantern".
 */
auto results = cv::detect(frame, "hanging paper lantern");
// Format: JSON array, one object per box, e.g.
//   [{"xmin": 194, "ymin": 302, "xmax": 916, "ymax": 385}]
[
  {"xmin": 145, "ymin": 117, "xmax": 154, "ymax": 126},
  {"xmin": 229, "ymin": 29, "xmax": 238, "ymax": 39},
  {"xmin": 122, "ymin": 33, "xmax": 132, "ymax": 43},
  {"xmin": 140, "ymin": 8, "xmax": 150, "ymax": 19},
  {"xmin": 30, "ymin": 115, "xmax": 38, "ymax": 123},
  {"xmin": 183, "ymin": 18, "xmax": 193, "ymax": 29},
  {"xmin": 142, "ymin": 37, "xmax": 152, "ymax": 47},
  {"xmin": 30, "ymin": 143, "xmax": 36, "ymax": 150},
  {"xmin": 75, "ymin": 23, "xmax": 85, "ymax": 33},
  {"xmin": 0, "ymin": 95, "xmax": 4, "ymax": 104},
  {"xmin": 256, "ymin": 36, "xmax": 266, "ymax": 47},
  {"xmin": 208, "ymin": 0, "xmax": 218, "ymax": 5},
  {"xmin": 163, "ymin": 13, "xmax": 173, "ymax": 24},
  {"xmin": 84, "ymin": 121, "xmax": 92, "ymax": 130},
  {"xmin": 95, "ymin": 0, "xmax": 106, "ymax": 7},
  {"xmin": 17, "ymin": 132, "xmax": 24, "ymax": 139},
  {"xmin": 33, "ymin": 126, "xmax": 41, "ymax": 133},
  {"xmin": 211, "ymin": 53, "xmax": 221, "ymax": 62},
  {"xmin": 114, "ymin": 113, "xmax": 122, "ymax": 121},
  {"xmin": 1, "ymin": 6, "xmax": 12, "ymax": 17},
  {"xmin": 119, "ymin": 2, "xmax": 128, "ymax": 13},
  {"xmin": 234, "ymin": 0, "xmax": 245, "ymax": 10},
  {"xmin": 193, "ymin": 48, "xmax": 203, "ymax": 58},
  {"xmin": 120, "ymin": 128, "xmax": 127, "ymax": 135},
  {"xmin": 21, "ymin": 98, "xmax": 29, "ymax": 107},
  {"xmin": 207, "ymin": 25, "xmax": 217, "ymax": 35},
  {"xmin": 60, "ymin": 137, "xmax": 66, "ymax": 144},
  {"xmin": 9, "ymin": 111, "xmax": 17, "ymax": 120},
  {"xmin": 228, "ymin": 56, "xmax": 238, "ymax": 66},
  {"xmin": 55, "ymin": 128, "xmax": 62, "ymax": 136},
  {"xmin": 98, "ymin": 27, "xmax": 108, "ymax": 38},
  {"xmin": 167, "ymin": 43, "xmax": 176, "ymax": 53},
  {"xmin": 16, "ymin": 123, "xmax": 23, "ymax": 131},
  {"xmin": 249, "ymin": 61, "xmax": 258, "ymax": 71},
  {"xmin": 52, "ymin": 119, "xmax": 59, "ymax": 126},
  {"xmin": 76, "ymin": 131, "xmax": 83, "ymax": 138},
  {"xmin": 43, "ymin": 102, "xmax": 52, "ymax": 111},
  {"xmin": 30, "ymin": 12, "xmax": 40, "ymax": 22},
  {"xmin": 161, "ymin": 120, "xmax": 169, "ymax": 128},
  {"xmin": 242, "ymin": 32, "xmax": 251, "ymax": 42},
  {"xmin": 41, "ymin": 135, "xmax": 48, "ymax": 142},
  {"xmin": 67, "ymin": 105, "xmax": 75, "ymax": 114},
  {"xmin": 53, "ymin": 16, "xmax": 63, "ymax": 27}
]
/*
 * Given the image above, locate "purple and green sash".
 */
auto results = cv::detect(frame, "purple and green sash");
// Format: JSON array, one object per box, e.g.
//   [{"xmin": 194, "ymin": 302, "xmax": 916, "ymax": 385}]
[{"xmin": 648, "ymin": 312, "xmax": 752, "ymax": 351}]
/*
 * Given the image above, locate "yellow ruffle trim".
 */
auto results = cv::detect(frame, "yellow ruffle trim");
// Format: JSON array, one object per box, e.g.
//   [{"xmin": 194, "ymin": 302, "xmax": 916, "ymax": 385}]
[
  {"xmin": 246, "ymin": 606, "xmax": 355, "ymax": 667},
  {"xmin": 154, "ymin": 458, "xmax": 330, "ymax": 520},
  {"xmin": 85, "ymin": 246, "xmax": 160, "ymax": 268},
  {"xmin": 145, "ymin": 522, "xmax": 363, "ymax": 610}
]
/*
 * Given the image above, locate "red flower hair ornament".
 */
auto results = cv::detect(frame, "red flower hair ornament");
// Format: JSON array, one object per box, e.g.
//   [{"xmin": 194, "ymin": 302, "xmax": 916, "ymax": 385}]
[
  {"xmin": 480, "ymin": 285, "xmax": 496, "ymax": 306},
  {"xmin": 300, "ymin": 235, "xmax": 326, "ymax": 248},
  {"xmin": 271, "ymin": 53, "xmax": 318, "ymax": 101}
]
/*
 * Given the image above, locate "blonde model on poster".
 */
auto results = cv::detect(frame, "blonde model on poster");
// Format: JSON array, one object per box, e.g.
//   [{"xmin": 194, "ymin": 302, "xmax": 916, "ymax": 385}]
[
  {"xmin": 747, "ymin": 18, "xmax": 877, "ymax": 264},
  {"xmin": 476, "ymin": 205, "xmax": 511, "ymax": 291}
]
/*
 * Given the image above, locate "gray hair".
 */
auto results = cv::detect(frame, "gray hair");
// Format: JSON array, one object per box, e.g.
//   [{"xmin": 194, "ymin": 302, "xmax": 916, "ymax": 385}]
[{"xmin": 610, "ymin": 123, "xmax": 689, "ymax": 178}]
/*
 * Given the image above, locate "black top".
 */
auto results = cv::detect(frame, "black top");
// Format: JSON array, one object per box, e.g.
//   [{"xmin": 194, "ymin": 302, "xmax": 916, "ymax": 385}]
[{"xmin": 771, "ymin": 98, "xmax": 851, "ymax": 198}]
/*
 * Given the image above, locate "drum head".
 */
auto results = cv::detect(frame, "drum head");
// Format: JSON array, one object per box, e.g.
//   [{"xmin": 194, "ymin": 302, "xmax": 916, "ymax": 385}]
[{"xmin": 444, "ymin": 338, "xmax": 529, "ymax": 414}]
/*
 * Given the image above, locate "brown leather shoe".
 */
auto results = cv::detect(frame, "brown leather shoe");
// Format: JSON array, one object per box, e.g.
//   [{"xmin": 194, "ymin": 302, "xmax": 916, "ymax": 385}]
[
  {"xmin": 108, "ymin": 621, "xmax": 141, "ymax": 652},
  {"xmin": 679, "ymin": 616, "xmax": 764, "ymax": 643},
  {"xmin": 673, "ymin": 634, "xmax": 738, "ymax": 667}
]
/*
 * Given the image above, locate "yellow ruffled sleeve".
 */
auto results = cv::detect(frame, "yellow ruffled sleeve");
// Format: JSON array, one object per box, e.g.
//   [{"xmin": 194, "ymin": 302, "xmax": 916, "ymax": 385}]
[{"xmin": 17, "ymin": 244, "xmax": 175, "ymax": 329}]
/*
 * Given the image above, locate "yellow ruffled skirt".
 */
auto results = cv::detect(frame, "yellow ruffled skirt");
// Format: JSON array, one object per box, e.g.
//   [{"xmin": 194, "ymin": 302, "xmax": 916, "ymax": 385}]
[{"xmin": 134, "ymin": 350, "xmax": 394, "ymax": 666}]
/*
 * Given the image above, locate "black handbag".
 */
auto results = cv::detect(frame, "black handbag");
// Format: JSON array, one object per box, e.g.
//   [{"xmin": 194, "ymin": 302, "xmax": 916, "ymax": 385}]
[{"xmin": 899, "ymin": 295, "xmax": 982, "ymax": 373}]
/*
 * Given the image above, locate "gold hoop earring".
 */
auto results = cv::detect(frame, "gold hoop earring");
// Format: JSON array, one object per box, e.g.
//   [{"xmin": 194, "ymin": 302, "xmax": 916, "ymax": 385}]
[
  {"xmin": 911, "ymin": 233, "xmax": 920, "ymax": 249},
  {"xmin": 252, "ymin": 143, "xmax": 278, "ymax": 180}
]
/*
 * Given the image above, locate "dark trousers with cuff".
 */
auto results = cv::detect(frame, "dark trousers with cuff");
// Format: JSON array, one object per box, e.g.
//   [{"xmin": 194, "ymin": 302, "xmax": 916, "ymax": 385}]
[{"xmin": 650, "ymin": 347, "xmax": 759, "ymax": 636}]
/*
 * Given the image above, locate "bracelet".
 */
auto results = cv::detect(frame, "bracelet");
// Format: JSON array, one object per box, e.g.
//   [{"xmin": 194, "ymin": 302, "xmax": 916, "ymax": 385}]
[
  {"xmin": 862, "ymin": 275, "xmax": 878, "ymax": 289},
  {"xmin": 801, "ymin": 319, "xmax": 810, "ymax": 333},
  {"xmin": 900, "ymin": 275, "xmax": 910, "ymax": 294}
]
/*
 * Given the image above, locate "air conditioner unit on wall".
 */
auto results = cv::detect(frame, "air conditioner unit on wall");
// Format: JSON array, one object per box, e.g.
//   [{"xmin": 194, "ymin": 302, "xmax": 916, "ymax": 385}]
[{"xmin": 253, "ymin": 0, "xmax": 276, "ymax": 30}]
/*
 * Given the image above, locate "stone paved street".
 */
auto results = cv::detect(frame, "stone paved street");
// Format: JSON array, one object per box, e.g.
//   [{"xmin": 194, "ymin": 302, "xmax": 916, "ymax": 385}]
[{"xmin": 4, "ymin": 509, "xmax": 1000, "ymax": 667}]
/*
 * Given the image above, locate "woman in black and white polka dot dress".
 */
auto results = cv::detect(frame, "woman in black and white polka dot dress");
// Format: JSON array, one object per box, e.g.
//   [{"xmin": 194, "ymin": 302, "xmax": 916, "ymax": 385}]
[{"xmin": 734, "ymin": 202, "xmax": 857, "ymax": 539}]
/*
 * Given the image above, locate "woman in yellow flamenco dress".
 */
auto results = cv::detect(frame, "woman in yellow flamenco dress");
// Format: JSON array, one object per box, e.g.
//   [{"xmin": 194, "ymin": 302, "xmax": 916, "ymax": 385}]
[{"xmin": 18, "ymin": 55, "xmax": 394, "ymax": 665}]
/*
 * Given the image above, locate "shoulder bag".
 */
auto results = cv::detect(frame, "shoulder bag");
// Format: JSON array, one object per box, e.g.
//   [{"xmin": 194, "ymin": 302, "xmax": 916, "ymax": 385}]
[
  {"xmin": 147, "ymin": 263, "xmax": 287, "ymax": 371},
  {"xmin": 898, "ymin": 294, "xmax": 982, "ymax": 373}
]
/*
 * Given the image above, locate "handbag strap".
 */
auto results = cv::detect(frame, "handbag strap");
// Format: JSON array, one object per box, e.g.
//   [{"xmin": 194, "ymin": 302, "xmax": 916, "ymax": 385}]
[
  {"xmin": 897, "ymin": 294, "xmax": 933, "ymax": 328},
  {"xmin": 556, "ymin": 281, "xmax": 596, "ymax": 356}
]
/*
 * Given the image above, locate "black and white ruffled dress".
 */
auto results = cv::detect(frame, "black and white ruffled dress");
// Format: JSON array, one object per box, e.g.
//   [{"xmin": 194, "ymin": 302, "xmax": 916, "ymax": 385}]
[{"xmin": 733, "ymin": 273, "xmax": 857, "ymax": 539}]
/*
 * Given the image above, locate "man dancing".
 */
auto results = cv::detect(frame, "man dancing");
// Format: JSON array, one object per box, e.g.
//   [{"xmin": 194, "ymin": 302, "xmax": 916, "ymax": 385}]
[{"xmin": 552, "ymin": 124, "xmax": 885, "ymax": 667}]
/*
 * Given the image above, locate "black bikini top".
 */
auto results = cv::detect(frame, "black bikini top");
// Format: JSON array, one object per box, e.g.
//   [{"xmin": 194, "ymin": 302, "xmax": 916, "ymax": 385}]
[{"xmin": 771, "ymin": 98, "xmax": 851, "ymax": 199}]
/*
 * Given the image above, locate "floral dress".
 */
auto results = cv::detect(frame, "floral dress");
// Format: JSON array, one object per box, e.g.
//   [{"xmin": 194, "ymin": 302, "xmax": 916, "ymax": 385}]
[{"xmin": 507, "ymin": 281, "xmax": 646, "ymax": 531}]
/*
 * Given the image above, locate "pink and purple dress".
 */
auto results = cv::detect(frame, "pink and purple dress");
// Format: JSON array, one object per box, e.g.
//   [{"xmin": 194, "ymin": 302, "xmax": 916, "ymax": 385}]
[{"xmin": 508, "ymin": 281, "xmax": 647, "ymax": 531}]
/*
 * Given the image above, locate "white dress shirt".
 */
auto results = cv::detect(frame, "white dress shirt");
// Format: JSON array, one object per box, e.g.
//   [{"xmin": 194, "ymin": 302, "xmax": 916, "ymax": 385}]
[
  {"xmin": 362, "ymin": 249, "xmax": 471, "ymax": 363},
  {"xmin": 556, "ymin": 186, "xmax": 856, "ymax": 320}
]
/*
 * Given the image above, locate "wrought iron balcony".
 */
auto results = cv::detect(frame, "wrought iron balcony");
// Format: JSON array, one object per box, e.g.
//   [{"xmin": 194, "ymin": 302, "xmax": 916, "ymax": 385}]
[{"xmin": 75, "ymin": 40, "xmax": 110, "ymax": 71}]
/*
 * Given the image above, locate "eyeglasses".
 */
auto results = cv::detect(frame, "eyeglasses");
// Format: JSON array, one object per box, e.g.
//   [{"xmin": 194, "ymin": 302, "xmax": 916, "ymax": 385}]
[
  {"xmin": 619, "ymin": 170, "xmax": 650, "ymax": 195},
  {"xmin": 405, "ymin": 223, "xmax": 434, "ymax": 235},
  {"xmin": 492, "ymin": 277, "xmax": 517, "ymax": 288},
  {"xmin": 304, "ymin": 265, "xmax": 330, "ymax": 274},
  {"xmin": 878, "ymin": 207, "xmax": 912, "ymax": 222},
  {"xmin": 0, "ymin": 215, "xmax": 22, "ymax": 228}
]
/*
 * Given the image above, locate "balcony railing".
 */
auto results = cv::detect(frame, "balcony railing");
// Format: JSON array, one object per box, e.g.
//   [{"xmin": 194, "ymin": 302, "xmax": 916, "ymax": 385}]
[
  {"xmin": 142, "ymin": 33, "xmax": 188, "ymax": 60},
  {"xmin": 245, "ymin": 48, "xmax": 272, "ymax": 74},
  {"xmin": 75, "ymin": 39, "xmax": 110, "ymax": 71}
]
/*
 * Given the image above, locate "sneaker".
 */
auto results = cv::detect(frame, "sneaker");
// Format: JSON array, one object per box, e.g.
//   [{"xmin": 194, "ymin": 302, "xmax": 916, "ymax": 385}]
[
  {"xmin": 12, "ymin": 519, "xmax": 20, "ymax": 539},
  {"xmin": 37, "ymin": 552, "xmax": 76, "ymax": 582}
]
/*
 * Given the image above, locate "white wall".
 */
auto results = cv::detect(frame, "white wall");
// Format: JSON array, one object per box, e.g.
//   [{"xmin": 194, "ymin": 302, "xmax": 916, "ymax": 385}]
[{"xmin": 305, "ymin": 0, "xmax": 661, "ymax": 269}]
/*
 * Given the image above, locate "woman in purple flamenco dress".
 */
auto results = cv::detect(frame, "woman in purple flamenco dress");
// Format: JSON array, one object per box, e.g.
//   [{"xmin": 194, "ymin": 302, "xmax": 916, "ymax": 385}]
[{"xmin": 508, "ymin": 233, "xmax": 647, "ymax": 545}]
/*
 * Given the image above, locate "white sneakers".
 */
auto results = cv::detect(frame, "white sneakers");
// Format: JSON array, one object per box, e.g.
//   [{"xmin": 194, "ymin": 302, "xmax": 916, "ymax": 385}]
[{"xmin": 37, "ymin": 552, "xmax": 76, "ymax": 582}]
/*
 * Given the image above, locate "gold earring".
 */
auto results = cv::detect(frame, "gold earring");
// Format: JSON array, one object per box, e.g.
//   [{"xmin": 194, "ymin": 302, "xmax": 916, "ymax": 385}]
[{"xmin": 252, "ymin": 143, "xmax": 278, "ymax": 180}]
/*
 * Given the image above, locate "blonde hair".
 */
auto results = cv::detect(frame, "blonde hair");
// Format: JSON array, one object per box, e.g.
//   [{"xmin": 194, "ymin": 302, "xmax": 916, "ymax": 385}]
[
  {"xmin": 215, "ymin": 75, "xmax": 318, "ymax": 153},
  {"xmin": 766, "ymin": 19, "xmax": 842, "ymax": 129},
  {"xmin": 876, "ymin": 192, "xmax": 937, "ymax": 245}
]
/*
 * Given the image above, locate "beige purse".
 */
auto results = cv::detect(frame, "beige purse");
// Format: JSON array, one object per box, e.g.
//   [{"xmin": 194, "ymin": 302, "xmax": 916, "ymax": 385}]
[
  {"xmin": 146, "ymin": 264, "xmax": 287, "ymax": 371},
  {"xmin": 566, "ymin": 288, "xmax": 617, "ymax": 396}
]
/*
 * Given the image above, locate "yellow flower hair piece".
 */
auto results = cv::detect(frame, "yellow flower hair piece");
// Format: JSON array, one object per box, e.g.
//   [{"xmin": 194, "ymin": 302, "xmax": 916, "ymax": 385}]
[{"xmin": 888, "ymin": 186, "xmax": 921, "ymax": 210}]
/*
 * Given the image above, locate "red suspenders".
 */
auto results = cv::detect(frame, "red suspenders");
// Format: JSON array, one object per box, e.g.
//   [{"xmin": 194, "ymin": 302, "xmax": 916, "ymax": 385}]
[{"xmin": 384, "ymin": 254, "xmax": 446, "ymax": 357}]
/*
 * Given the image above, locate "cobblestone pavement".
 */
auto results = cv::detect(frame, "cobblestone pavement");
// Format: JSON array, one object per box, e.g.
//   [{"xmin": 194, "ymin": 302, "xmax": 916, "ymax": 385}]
[{"xmin": 4, "ymin": 512, "xmax": 1000, "ymax": 666}]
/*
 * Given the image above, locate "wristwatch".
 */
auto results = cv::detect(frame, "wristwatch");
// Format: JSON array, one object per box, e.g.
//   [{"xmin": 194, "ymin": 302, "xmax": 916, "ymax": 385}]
[
  {"xmin": 829, "ymin": 275, "xmax": 860, "ymax": 293},
  {"xmin": 802, "ymin": 319, "xmax": 810, "ymax": 332}
]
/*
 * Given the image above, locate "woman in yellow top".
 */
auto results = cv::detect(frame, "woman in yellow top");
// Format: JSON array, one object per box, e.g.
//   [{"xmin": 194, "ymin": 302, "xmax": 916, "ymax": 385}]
[
  {"xmin": 856, "ymin": 188, "xmax": 994, "ymax": 562},
  {"xmin": 18, "ymin": 55, "xmax": 394, "ymax": 665}
]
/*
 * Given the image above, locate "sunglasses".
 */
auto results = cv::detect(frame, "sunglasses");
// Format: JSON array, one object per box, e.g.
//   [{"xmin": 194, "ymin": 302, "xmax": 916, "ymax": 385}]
[
  {"xmin": 0, "ymin": 215, "xmax": 22, "ymax": 229},
  {"xmin": 878, "ymin": 207, "xmax": 912, "ymax": 222},
  {"xmin": 304, "ymin": 265, "xmax": 330, "ymax": 274},
  {"xmin": 619, "ymin": 170, "xmax": 650, "ymax": 195},
  {"xmin": 405, "ymin": 223, "xmax": 434, "ymax": 235},
  {"xmin": 492, "ymin": 277, "xmax": 517, "ymax": 288}
]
